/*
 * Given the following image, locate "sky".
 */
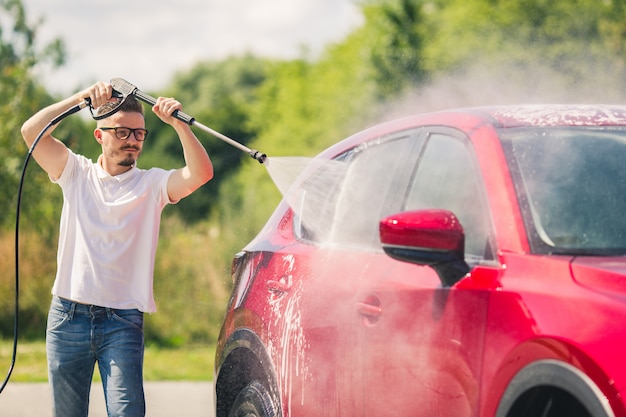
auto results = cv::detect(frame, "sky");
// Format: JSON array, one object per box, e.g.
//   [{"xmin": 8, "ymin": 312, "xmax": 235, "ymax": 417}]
[{"xmin": 20, "ymin": 0, "xmax": 364, "ymax": 95}]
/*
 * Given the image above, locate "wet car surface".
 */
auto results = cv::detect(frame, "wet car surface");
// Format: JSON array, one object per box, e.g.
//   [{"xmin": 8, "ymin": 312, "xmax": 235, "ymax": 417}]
[{"xmin": 215, "ymin": 105, "xmax": 626, "ymax": 417}]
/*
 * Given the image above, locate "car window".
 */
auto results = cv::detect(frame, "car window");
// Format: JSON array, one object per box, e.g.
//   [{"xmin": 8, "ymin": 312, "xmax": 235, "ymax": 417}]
[
  {"xmin": 295, "ymin": 130, "xmax": 424, "ymax": 249},
  {"xmin": 501, "ymin": 127, "xmax": 626, "ymax": 255},
  {"xmin": 405, "ymin": 132, "xmax": 493, "ymax": 260}
]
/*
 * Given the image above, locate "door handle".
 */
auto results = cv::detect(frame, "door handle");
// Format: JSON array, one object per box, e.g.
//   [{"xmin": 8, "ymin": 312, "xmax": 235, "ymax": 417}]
[
  {"xmin": 356, "ymin": 302, "xmax": 383, "ymax": 318},
  {"xmin": 356, "ymin": 295, "xmax": 382, "ymax": 325}
]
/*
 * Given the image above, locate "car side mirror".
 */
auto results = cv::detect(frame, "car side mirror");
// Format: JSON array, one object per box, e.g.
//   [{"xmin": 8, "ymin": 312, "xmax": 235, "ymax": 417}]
[{"xmin": 379, "ymin": 209, "xmax": 470, "ymax": 287}]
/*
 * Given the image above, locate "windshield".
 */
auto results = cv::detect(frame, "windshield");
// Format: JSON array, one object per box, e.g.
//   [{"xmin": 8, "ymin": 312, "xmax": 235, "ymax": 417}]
[{"xmin": 501, "ymin": 127, "xmax": 626, "ymax": 255}]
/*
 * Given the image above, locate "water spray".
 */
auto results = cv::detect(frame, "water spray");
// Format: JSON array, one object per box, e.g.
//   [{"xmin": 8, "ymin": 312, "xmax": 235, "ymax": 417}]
[{"xmin": 110, "ymin": 78, "xmax": 267, "ymax": 164}]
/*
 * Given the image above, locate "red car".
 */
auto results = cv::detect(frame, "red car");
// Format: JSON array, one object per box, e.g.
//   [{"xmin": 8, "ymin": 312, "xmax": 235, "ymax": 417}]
[{"xmin": 214, "ymin": 105, "xmax": 626, "ymax": 417}]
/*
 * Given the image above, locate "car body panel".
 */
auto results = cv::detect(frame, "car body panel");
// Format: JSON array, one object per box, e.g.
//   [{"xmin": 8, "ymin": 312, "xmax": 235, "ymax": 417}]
[{"xmin": 481, "ymin": 253, "xmax": 626, "ymax": 416}]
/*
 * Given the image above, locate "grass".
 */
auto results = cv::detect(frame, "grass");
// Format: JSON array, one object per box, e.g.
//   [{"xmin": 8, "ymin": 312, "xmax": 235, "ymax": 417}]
[{"xmin": 0, "ymin": 339, "xmax": 215, "ymax": 382}]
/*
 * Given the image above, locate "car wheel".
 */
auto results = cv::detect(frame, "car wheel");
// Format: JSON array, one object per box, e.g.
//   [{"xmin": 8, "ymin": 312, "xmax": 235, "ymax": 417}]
[{"xmin": 228, "ymin": 380, "xmax": 278, "ymax": 417}]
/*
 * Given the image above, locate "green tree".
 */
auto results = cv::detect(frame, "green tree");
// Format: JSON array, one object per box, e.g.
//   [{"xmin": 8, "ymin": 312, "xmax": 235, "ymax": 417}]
[
  {"xmin": 363, "ymin": 0, "xmax": 428, "ymax": 97},
  {"xmin": 0, "ymin": 0, "xmax": 69, "ymax": 233},
  {"xmin": 423, "ymin": 0, "xmax": 626, "ymax": 75},
  {"xmin": 0, "ymin": 0, "xmax": 72, "ymax": 339}
]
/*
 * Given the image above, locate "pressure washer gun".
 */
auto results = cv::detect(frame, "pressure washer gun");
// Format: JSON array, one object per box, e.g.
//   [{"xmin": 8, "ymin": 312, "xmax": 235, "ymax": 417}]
[{"xmin": 105, "ymin": 78, "xmax": 267, "ymax": 164}]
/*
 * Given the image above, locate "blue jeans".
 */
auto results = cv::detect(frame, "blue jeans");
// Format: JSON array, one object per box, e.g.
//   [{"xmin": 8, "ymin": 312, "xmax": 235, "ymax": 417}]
[{"xmin": 46, "ymin": 296, "xmax": 145, "ymax": 417}]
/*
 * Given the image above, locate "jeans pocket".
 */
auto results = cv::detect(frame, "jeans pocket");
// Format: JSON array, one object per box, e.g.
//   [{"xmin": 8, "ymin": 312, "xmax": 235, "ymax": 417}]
[
  {"xmin": 112, "ymin": 310, "xmax": 144, "ymax": 331},
  {"xmin": 47, "ymin": 307, "xmax": 70, "ymax": 332}
]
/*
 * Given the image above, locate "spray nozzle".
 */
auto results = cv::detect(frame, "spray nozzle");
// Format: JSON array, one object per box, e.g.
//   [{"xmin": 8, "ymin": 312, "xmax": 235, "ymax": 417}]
[{"xmin": 249, "ymin": 150, "xmax": 267, "ymax": 164}]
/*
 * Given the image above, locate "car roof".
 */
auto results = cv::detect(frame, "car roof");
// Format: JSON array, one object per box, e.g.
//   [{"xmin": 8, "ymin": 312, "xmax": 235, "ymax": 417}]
[
  {"xmin": 319, "ymin": 104, "xmax": 626, "ymax": 159},
  {"xmin": 465, "ymin": 104, "xmax": 626, "ymax": 128}
]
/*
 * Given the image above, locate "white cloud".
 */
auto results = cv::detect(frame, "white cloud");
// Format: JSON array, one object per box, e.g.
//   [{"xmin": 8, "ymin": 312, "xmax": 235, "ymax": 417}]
[{"xmin": 21, "ymin": 0, "xmax": 363, "ymax": 95}]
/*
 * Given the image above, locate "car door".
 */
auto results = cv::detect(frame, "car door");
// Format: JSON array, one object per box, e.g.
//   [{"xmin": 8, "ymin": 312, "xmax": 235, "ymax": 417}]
[
  {"xmin": 283, "ymin": 129, "xmax": 426, "ymax": 416},
  {"xmin": 353, "ymin": 130, "xmax": 495, "ymax": 416}
]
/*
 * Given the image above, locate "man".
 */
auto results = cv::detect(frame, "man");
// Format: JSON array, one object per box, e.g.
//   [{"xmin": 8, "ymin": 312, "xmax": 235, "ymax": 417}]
[{"xmin": 20, "ymin": 81, "xmax": 213, "ymax": 417}]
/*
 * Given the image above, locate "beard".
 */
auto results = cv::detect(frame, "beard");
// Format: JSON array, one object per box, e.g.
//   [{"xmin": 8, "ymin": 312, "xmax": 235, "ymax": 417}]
[
  {"xmin": 118, "ymin": 157, "xmax": 136, "ymax": 167},
  {"xmin": 117, "ymin": 146, "xmax": 141, "ymax": 167}
]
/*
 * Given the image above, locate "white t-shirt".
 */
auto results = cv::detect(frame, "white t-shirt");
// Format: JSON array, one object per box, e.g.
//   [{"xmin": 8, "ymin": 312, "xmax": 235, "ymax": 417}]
[{"xmin": 51, "ymin": 150, "xmax": 175, "ymax": 312}]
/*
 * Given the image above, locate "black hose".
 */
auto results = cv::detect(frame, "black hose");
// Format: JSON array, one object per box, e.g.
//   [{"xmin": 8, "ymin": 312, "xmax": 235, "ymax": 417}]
[
  {"xmin": 0, "ymin": 130, "xmax": 41, "ymax": 393},
  {"xmin": 0, "ymin": 102, "xmax": 86, "ymax": 394}
]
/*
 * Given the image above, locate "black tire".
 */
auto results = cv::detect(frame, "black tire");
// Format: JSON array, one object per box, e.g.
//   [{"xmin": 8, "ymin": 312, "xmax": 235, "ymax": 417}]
[{"xmin": 228, "ymin": 381, "xmax": 278, "ymax": 417}]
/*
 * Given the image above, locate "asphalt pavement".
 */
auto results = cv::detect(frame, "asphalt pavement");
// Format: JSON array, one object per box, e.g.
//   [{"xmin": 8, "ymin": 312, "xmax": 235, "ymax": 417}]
[{"xmin": 0, "ymin": 381, "xmax": 214, "ymax": 417}]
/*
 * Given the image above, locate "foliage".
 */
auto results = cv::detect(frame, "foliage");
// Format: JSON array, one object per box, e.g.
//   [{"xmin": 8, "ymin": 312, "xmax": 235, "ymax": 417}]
[
  {"xmin": 363, "ymin": 0, "xmax": 428, "ymax": 96},
  {"xmin": 0, "ymin": 230, "xmax": 57, "ymax": 340},
  {"xmin": 422, "ymin": 0, "xmax": 626, "ymax": 75},
  {"xmin": 147, "ymin": 216, "xmax": 231, "ymax": 346},
  {"xmin": 4, "ymin": 0, "xmax": 626, "ymax": 347},
  {"xmin": 0, "ymin": 0, "xmax": 66, "ymax": 233}
]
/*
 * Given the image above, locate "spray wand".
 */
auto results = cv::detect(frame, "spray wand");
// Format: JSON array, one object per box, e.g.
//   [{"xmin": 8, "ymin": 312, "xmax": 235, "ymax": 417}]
[{"xmin": 110, "ymin": 78, "xmax": 267, "ymax": 164}]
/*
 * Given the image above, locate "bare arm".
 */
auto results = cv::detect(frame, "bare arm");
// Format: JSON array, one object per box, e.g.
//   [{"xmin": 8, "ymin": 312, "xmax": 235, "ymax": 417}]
[
  {"xmin": 152, "ymin": 97, "xmax": 214, "ymax": 202},
  {"xmin": 20, "ymin": 82, "xmax": 113, "ymax": 180}
]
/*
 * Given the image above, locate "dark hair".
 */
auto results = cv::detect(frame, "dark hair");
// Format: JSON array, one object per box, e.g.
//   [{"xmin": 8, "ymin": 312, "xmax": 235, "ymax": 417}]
[{"xmin": 95, "ymin": 95, "xmax": 144, "ymax": 119}]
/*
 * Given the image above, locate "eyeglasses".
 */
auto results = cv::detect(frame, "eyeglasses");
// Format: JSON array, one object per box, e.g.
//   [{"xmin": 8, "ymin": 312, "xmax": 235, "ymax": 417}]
[{"xmin": 100, "ymin": 127, "xmax": 149, "ymax": 141}]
